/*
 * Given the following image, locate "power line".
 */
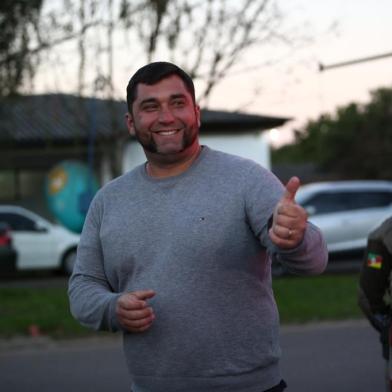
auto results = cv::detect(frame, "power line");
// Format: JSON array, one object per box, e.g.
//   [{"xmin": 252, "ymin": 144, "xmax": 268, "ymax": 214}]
[{"xmin": 319, "ymin": 51, "xmax": 392, "ymax": 72}]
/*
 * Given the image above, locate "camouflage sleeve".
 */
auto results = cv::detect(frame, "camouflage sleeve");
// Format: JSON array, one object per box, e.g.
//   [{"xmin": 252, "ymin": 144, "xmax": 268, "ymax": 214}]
[{"xmin": 359, "ymin": 238, "xmax": 392, "ymax": 315}]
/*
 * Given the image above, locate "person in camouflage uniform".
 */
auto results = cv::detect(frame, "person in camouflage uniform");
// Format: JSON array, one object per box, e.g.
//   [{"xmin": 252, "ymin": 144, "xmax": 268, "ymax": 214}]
[{"xmin": 358, "ymin": 217, "xmax": 392, "ymax": 391}]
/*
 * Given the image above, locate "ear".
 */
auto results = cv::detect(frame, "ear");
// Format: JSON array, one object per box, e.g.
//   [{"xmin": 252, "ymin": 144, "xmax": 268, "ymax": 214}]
[
  {"xmin": 195, "ymin": 104, "xmax": 201, "ymax": 128},
  {"xmin": 125, "ymin": 112, "xmax": 135, "ymax": 136}
]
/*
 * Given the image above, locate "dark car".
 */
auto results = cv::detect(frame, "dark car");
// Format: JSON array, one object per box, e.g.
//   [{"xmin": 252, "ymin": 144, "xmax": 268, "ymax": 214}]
[{"xmin": 0, "ymin": 221, "xmax": 17, "ymax": 276}]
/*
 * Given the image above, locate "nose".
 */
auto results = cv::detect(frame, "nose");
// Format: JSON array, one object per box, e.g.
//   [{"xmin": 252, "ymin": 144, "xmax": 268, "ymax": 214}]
[{"xmin": 158, "ymin": 107, "xmax": 175, "ymax": 124}]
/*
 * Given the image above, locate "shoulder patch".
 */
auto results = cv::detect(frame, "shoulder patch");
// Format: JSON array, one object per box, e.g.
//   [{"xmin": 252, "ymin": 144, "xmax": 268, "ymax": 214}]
[{"xmin": 367, "ymin": 252, "xmax": 383, "ymax": 269}]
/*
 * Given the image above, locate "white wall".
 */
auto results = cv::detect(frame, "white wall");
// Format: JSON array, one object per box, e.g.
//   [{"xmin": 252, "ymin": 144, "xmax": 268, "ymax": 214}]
[
  {"xmin": 200, "ymin": 132, "xmax": 270, "ymax": 169},
  {"xmin": 122, "ymin": 131, "xmax": 271, "ymax": 174}
]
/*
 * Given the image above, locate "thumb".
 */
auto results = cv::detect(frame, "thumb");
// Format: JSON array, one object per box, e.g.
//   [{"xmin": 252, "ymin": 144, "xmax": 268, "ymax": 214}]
[
  {"xmin": 131, "ymin": 290, "xmax": 156, "ymax": 301},
  {"xmin": 282, "ymin": 176, "xmax": 301, "ymax": 202}
]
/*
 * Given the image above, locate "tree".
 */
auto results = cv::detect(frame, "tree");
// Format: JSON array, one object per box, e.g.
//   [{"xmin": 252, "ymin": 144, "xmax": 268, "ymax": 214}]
[
  {"xmin": 0, "ymin": 0, "xmax": 317, "ymax": 180},
  {"xmin": 0, "ymin": 0, "xmax": 43, "ymax": 97},
  {"xmin": 0, "ymin": 0, "xmax": 298, "ymax": 103},
  {"xmin": 272, "ymin": 87, "xmax": 392, "ymax": 179}
]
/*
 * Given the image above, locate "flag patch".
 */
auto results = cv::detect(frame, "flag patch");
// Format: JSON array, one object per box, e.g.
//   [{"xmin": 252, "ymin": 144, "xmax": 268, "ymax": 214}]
[{"xmin": 367, "ymin": 252, "xmax": 383, "ymax": 269}]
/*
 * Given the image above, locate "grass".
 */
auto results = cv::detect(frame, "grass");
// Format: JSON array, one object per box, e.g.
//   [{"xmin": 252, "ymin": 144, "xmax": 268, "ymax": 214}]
[
  {"xmin": 0, "ymin": 287, "xmax": 98, "ymax": 339},
  {"xmin": 0, "ymin": 273, "xmax": 364, "ymax": 339},
  {"xmin": 273, "ymin": 273, "xmax": 363, "ymax": 324}
]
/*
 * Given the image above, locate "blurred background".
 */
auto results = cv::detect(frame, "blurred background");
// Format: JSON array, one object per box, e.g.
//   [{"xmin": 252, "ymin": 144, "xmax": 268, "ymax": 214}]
[
  {"xmin": 1, "ymin": 0, "xmax": 391, "ymax": 274},
  {"xmin": 0, "ymin": 1, "xmax": 391, "ymax": 390}
]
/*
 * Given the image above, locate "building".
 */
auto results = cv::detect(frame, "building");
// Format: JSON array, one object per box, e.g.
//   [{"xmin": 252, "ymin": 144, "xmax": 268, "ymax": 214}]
[{"xmin": 0, "ymin": 94, "xmax": 290, "ymax": 217}]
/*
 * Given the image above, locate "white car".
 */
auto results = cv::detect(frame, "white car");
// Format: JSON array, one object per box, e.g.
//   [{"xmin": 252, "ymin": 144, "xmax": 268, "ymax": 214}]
[
  {"xmin": 0, "ymin": 205, "xmax": 80, "ymax": 275},
  {"xmin": 295, "ymin": 180, "xmax": 392, "ymax": 254}
]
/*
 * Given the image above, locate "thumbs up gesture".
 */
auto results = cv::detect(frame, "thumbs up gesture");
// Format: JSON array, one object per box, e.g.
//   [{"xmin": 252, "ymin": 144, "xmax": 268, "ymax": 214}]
[{"xmin": 269, "ymin": 176, "xmax": 308, "ymax": 249}]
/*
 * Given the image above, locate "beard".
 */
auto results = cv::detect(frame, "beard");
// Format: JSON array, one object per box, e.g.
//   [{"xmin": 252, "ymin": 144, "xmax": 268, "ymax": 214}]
[{"xmin": 134, "ymin": 121, "xmax": 199, "ymax": 155}]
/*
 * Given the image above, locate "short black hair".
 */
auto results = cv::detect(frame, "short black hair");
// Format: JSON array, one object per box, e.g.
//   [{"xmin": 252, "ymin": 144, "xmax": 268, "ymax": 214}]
[{"xmin": 126, "ymin": 62, "xmax": 195, "ymax": 112}]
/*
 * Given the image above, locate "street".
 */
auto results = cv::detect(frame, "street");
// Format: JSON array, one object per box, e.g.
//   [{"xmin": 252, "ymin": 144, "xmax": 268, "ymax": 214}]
[
  {"xmin": 280, "ymin": 320, "xmax": 385, "ymax": 391},
  {"xmin": 0, "ymin": 319, "xmax": 385, "ymax": 391}
]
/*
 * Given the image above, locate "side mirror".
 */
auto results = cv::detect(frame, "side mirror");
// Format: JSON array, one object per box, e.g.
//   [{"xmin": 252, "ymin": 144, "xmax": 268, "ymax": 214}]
[
  {"xmin": 305, "ymin": 205, "xmax": 316, "ymax": 216},
  {"xmin": 34, "ymin": 221, "xmax": 48, "ymax": 233}
]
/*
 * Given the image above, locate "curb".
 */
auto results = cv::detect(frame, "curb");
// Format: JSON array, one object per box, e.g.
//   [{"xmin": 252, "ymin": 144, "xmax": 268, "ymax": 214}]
[{"xmin": 0, "ymin": 319, "xmax": 369, "ymax": 352}]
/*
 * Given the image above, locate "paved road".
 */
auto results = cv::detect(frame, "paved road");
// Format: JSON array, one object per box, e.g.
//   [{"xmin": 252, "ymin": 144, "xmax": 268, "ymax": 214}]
[
  {"xmin": 0, "ymin": 320, "xmax": 385, "ymax": 392},
  {"xmin": 280, "ymin": 320, "xmax": 385, "ymax": 391}
]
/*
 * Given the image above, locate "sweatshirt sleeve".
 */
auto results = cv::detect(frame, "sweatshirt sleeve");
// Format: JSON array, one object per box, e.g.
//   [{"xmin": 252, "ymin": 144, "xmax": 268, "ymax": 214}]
[
  {"xmin": 245, "ymin": 164, "xmax": 328, "ymax": 276},
  {"xmin": 68, "ymin": 192, "xmax": 123, "ymax": 332},
  {"xmin": 260, "ymin": 221, "xmax": 328, "ymax": 275}
]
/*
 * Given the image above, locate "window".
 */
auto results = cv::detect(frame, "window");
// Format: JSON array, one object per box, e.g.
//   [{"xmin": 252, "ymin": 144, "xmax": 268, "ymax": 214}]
[
  {"xmin": 0, "ymin": 213, "xmax": 37, "ymax": 231},
  {"xmin": 0, "ymin": 171, "xmax": 16, "ymax": 200},
  {"xmin": 0, "ymin": 170, "xmax": 47, "ymax": 201},
  {"xmin": 351, "ymin": 191, "xmax": 392, "ymax": 209},
  {"xmin": 302, "ymin": 193, "xmax": 349, "ymax": 215},
  {"xmin": 303, "ymin": 190, "xmax": 392, "ymax": 215}
]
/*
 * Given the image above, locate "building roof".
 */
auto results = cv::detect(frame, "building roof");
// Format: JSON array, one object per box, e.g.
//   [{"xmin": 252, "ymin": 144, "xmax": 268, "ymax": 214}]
[
  {"xmin": 199, "ymin": 110, "xmax": 290, "ymax": 132},
  {"xmin": 0, "ymin": 94, "xmax": 290, "ymax": 146}
]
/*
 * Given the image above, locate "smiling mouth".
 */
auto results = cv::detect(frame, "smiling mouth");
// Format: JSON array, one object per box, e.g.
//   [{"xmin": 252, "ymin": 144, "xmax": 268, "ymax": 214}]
[{"xmin": 155, "ymin": 129, "xmax": 181, "ymax": 136}]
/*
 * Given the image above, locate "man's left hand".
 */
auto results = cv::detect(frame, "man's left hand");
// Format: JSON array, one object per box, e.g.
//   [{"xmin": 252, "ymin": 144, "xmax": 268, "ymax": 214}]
[{"xmin": 269, "ymin": 176, "xmax": 308, "ymax": 249}]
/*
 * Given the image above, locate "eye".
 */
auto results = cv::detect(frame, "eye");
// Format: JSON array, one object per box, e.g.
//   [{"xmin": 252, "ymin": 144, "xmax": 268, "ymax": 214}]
[
  {"xmin": 142, "ymin": 103, "xmax": 159, "ymax": 112},
  {"xmin": 172, "ymin": 98, "xmax": 186, "ymax": 108}
]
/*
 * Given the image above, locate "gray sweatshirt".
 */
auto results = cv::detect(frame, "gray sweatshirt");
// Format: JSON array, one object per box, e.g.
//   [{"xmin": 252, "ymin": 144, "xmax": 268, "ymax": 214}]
[{"xmin": 69, "ymin": 146, "xmax": 327, "ymax": 392}]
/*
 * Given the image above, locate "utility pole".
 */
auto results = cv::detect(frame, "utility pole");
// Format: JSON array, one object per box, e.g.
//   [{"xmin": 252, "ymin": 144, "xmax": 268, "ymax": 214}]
[{"xmin": 319, "ymin": 51, "xmax": 392, "ymax": 72}]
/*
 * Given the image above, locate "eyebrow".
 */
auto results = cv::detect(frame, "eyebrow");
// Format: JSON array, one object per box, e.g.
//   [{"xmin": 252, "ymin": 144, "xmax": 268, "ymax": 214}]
[
  {"xmin": 139, "ymin": 93, "xmax": 187, "ymax": 106},
  {"xmin": 170, "ymin": 93, "xmax": 187, "ymax": 100},
  {"xmin": 139, "ymin": 98, "xmax": 158, "ymax": 106}
]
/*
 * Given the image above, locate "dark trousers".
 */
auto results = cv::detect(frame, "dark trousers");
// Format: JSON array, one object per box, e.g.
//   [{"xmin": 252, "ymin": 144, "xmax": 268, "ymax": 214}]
[
  {"xmin": 131, "ymin": 379, "xmax": 287, "ymax": 392},
  {"xmin": 264, "ymin": 379, "xmax": 287, "ymax": 392}
]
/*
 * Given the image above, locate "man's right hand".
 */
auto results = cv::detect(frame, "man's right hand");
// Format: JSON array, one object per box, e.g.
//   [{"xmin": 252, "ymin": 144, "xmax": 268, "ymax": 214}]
[{"xmin": 116, "ymin": 290, "xmax": 156, "ymax": 333}]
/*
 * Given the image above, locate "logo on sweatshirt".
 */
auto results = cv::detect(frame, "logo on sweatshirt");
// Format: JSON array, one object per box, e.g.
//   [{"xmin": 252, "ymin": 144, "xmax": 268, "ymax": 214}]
[{"xmin": 366, "ymin": 252, "xmax": 383, "ymax": 269}]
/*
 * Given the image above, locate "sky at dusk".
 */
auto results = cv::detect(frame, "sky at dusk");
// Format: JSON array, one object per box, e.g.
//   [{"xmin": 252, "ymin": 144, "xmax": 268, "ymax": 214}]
[
  {"xmin": 206, "ymin": 0, "xmax": 392, "ymax": 146},
  {"xmin": 34, "ymin": 0, "xmax": 392, "ymax": 147}
]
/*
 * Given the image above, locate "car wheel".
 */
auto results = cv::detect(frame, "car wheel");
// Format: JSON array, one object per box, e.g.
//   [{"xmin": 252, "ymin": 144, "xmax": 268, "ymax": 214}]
[{"xmin": 62, "ymin": 249, "xmax": 77, "ymax": 275}]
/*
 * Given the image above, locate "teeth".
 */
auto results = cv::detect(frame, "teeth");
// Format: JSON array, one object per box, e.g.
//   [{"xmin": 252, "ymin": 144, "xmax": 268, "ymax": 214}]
[{"xmin": 157, "ymin": 130, "xmax": 178, "ymax": 136}]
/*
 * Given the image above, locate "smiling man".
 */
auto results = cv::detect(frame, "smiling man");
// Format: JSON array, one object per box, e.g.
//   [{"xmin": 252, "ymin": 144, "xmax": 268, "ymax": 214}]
[
  {"xmin": 69, "ymin": 62, "xmax": 328, "ymax": 392},
  {"xmin": 125, "ymin": 66, "xmax": 202, "ymax": 177}
]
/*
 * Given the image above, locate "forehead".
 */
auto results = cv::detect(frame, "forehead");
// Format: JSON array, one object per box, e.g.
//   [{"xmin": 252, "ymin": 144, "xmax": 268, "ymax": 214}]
[{"xmin": 135, "ymin": 75, "xmax": 192, "ymax": 102}]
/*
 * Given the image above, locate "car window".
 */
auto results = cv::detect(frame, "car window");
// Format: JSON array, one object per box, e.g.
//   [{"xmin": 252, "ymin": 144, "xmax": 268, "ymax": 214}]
[
  {"xmin": 0, "ymin": 212, "xmax": 37, "ymax": 231},
  {"xmin": 302, "ymin": 193, "xmax": 348, "ymax": 214},
  {"xmin": 303, "ymin": 190, "xmax": 392, "ymax": 215},
  {"xmin": 350, "ymin": 191, "xmax": 392, "ymax": 209}
]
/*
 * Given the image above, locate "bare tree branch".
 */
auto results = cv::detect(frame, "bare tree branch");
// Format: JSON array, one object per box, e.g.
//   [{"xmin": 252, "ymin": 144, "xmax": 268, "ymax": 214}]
[{"xmin": 0, "ymin": 0, "xmax": 312, "ymax": 104}]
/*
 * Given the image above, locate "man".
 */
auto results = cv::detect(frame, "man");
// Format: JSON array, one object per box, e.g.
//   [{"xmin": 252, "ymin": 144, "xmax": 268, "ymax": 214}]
[
  {"xmin": 358, "ymin": 217, "xmax": 392, "ymax": 390},
  {"xmin": 69, "ymin": 61, "xmax": 328, "ymax": 392}
]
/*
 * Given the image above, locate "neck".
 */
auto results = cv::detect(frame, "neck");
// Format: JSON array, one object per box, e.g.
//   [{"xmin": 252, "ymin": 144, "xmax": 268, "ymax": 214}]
[{"xmin": 145, "ymin": 143, "xmax": 202, "ymax": 178}]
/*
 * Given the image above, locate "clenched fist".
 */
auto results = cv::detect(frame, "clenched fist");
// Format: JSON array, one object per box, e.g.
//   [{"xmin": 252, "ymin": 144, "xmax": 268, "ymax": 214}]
[{"xmin": 116, "ymin": 290, "xmax": 156, "ymax": 333}]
